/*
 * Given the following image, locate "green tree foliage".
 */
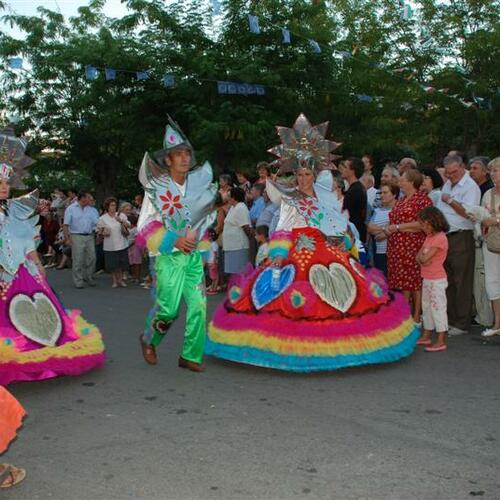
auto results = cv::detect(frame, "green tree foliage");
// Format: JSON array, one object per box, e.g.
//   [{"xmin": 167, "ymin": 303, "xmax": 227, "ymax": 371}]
[{"xmin": 0, "ymin": 0, "xmax": 498, "ymax": 200}]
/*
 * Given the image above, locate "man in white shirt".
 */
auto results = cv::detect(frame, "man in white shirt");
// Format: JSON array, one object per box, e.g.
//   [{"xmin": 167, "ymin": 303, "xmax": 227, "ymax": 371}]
[
  {"xmin": 361, "ymin": 173, "xmax": 377, "ymax": 208},
  {"xmin": 437, "ymin": 155, "xmax": 481, "ymax": 334}
]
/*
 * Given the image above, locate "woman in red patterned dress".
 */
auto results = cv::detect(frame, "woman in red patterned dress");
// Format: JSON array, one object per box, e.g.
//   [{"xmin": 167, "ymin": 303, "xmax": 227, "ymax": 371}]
[{"xmin": 386, "ymin": 169, "xmax": 433, "ymax": 322}]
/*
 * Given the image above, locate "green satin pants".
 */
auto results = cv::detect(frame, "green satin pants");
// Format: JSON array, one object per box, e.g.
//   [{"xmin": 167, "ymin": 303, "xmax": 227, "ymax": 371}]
[{"xmin": 152, "ymin": 251, "xmax": 206, "ymax": 363}]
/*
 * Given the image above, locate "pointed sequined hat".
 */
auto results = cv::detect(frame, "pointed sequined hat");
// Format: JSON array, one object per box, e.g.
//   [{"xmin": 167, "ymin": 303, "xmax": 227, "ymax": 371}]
[{"xmin": 152, "ymin": 115, "xmax": 196, "ymax": 169}]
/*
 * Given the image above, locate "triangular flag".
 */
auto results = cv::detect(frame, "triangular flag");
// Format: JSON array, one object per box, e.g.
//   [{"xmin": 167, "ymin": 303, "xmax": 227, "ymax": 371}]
[
  {"xmin": 357, "ymin": 94, "xmax": 373, "ymax": 103},
  {"xmin": 282, "ymin": 28, "xmax": 291, "ymax": 44},
  {"xmin": 105, "ymin": 68, "xmax": 116, "ymax": 80},
  {"xmin": 212, "ymin": 0, "xmax": 221, "ymax": 15},
  {"xmin": 85, "ymin": 65, "xmax": 98, "ymax": 80},
  {"xmin": 309, "ymin": 40, "xmax": 321, "ymax": 54},
  {"xmin": 163, "ymin": 74, "xmax": 175, "ymax": 87},
  {"xmin": 248, "ymin": 15, "xmax": 260, "ymax": 34},
  {"xmin": 8, "ymin": 58, "xmax": 23, "ymax": 69},
  {"xmin": 237, "ymin": 84, "xmax": 248, "ymax": 95},
  {"xmin": 217, "ymin": 81, "xmax": 228, "ymax": 94},
  {"xmin": 459, "ymin": 99, "xmax": 474, "ymax": 108},
  {"xmin": 401, "ymin": 4, "xmax": 413, "ymax": 20}
]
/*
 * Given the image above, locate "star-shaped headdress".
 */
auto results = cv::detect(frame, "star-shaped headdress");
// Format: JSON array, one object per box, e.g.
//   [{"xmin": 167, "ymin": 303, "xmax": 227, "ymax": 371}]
[
  {"xmin": 0, "ymin": 124, "xmax": 35, "ymax": 189},
  {"xmin": 268, "ymin": 113, "xmax": 341, "ymax": 174}
]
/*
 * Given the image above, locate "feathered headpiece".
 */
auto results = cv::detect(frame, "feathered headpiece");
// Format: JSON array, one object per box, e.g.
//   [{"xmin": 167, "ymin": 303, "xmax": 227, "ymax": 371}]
[
  {"xmin": 0, "ymin": 124, "xmax": 35, "ymax": 188},
  {"xmin": 268, "ymin": 113, "xmax": 341, "ymax": 174}
]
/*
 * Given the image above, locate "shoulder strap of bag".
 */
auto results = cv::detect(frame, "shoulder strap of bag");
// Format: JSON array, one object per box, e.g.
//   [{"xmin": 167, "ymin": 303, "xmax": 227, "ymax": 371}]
[{"xmin": 490, "ymin": 190, "xmax": 497, "ymax": 216}]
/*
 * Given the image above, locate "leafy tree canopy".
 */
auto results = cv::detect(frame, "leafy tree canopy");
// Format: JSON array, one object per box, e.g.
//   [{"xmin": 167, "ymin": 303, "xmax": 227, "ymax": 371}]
[{"xmin": 0, "ymin": 0, "xmax": 498, "ymax": 199}]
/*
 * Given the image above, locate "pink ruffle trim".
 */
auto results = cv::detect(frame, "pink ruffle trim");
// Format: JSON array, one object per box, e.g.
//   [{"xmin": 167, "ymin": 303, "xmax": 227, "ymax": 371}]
[{"xmin": 215, "ymin": 292, "xmax": 411, "ymax": 341}]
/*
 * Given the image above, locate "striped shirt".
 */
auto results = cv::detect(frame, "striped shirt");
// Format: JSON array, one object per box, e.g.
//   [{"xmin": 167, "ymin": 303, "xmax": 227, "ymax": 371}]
[{"xmin": 369, "ymin": 207, "xmax": 391, "ymax": 254}]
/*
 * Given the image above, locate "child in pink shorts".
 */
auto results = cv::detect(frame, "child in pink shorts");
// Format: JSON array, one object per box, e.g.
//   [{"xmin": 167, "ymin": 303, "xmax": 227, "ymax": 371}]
[{"xmin": 416, "ymin": 206, "xmax": 450, "ymax": 352}]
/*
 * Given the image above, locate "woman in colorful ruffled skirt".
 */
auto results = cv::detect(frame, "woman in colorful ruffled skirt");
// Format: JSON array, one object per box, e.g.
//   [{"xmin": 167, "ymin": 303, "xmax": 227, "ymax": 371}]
[
  {"xmin": 0, "ymin": 125, "xmax": 105, "ymax": 386},
  {"xmin": 206, "ymin": 114, "xmax": 419, "ymax": 372}
]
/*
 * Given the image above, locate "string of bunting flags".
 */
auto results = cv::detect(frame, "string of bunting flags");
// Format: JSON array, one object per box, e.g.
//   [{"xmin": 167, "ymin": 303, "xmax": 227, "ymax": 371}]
[
  {"xmin": 243, "ymin": 11, "xmax": 494, "ymax": 111},
  {"xmin": 6, "ymin": 55, "xmax": 493, "ymax": 111},
  {"xmin": 6, "ymin": 7, "xmax": 495, "ymax": 115},
  {"xmin": 84, "ymin": 64, "xmax": 173, "ymax": 85}
]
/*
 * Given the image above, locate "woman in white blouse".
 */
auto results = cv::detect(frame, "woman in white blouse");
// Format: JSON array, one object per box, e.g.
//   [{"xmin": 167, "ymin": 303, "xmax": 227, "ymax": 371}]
[
  {"xmin": 97, "ymin": 197, "xmax": 131, "ymax": 288},
  {"xmin": 223, "ymin": 187, "xmax": 253, "ymax": 274}
]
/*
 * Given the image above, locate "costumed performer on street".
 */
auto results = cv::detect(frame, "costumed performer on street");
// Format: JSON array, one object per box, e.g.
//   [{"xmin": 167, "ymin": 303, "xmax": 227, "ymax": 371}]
[
  {"xmin": 0, "ymin": 125, "xmax": 105, "ymax": 386},
  {"xmin": 137, "ymin": 117, "xmax": 217, "ymax": 372},
  {"xmin": 206, "ymin": 113, "xmax": 420, "ymax": 372}
]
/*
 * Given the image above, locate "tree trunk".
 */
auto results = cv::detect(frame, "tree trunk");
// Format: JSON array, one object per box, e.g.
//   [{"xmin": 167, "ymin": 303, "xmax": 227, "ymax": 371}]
[{"xmin": 93, "ymin": 159, "xmax": 119, "ymax": 206}]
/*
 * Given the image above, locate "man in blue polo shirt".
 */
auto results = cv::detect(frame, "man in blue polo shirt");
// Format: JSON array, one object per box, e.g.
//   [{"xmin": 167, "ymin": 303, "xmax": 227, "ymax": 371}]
[
  {"xmin": 63, "ymin": 191, "xmax": 99, "ymax": 288},
  {"xmin": 249, "ymin": 183, "xmax": 266, "ymax": 227}
]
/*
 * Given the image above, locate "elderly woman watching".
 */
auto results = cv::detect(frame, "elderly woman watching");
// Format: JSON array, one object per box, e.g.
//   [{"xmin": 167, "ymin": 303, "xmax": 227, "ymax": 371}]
[
  {"xmin": 119, "ymin": 201, "xmax": 133, "ymax": 218},
  {"xmin": 219, "ymin": 174, "xmax": 233, "ymax": 203},
  {"xmin": 97, "ymin": 197, "xmax": 131, "ymax": 288},
  {"xmin": 367, "ymin": 183, "xmax": 400, "ymax": 276},
  {"xmin": 479, "ymin": 157, "xmax": 500, "ymax": 337},
  {"xmin": 370, "ymin": 166, "xmax": 400, "ymax": 209},
  {"xmin": 386, "ymin": 169, "xmax": 433, "ymax": 322}
]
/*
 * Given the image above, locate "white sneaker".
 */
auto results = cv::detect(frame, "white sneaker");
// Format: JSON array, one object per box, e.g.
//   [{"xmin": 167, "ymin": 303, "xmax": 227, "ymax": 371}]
[
  {"xmin": 481, "ymin": 328, "xmax": 500, "ymax": 338},
  {"xmin": 448, "ymin": 326, "xmax": 468, "ymax": 336}
]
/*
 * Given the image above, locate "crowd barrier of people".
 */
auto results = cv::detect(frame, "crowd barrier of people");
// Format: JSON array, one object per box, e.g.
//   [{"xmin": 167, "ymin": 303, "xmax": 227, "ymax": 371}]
[{"xmin": 37, "ymin": 152, "xmax": 500, "ymax": 350}]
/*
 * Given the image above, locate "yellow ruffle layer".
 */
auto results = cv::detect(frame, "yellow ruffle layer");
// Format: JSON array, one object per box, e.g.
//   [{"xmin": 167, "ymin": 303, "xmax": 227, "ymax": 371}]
[
  {"xmin": 0, "ymin": 315, "xmax": 105, "ymax": 364},
  {"xmin": 208, "ymin": 317, "xmax": 415, "ymax": 356}
]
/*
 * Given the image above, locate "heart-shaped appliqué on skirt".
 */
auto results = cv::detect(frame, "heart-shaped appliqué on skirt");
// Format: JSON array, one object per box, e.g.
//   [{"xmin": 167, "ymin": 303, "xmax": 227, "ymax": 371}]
[
  {"xmin": 309, "ymin": 263, "xmax": 357, "ymax": 313},
  {"xmin": 251, "ymin": 264, "xmax": 296, "ymax": 310},
  {"xmin": 9, "ymin": 292, "xmax": 62, "ymax": 346}
]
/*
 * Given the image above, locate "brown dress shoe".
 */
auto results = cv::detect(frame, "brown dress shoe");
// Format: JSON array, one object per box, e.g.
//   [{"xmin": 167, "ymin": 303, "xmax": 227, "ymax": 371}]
[
  {"xmin": 178, "ymin": 356, "xmax": 205, "ymax": 372},
  {"xmin": 139, "ymin": 335, "xmax": 157, "ymax": 365}
]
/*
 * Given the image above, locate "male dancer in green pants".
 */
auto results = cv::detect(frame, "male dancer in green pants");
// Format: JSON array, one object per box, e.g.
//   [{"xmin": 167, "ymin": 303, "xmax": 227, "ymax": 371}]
[{"xmin": 137, "ymin": 117, "xmax": 216, "ymax": 371}]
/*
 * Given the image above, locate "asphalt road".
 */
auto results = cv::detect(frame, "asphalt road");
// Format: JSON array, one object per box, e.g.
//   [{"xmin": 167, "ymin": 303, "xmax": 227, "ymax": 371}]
[{"xmin": 3, "ymin": 269, "xmax": 500, "ymax": 500}]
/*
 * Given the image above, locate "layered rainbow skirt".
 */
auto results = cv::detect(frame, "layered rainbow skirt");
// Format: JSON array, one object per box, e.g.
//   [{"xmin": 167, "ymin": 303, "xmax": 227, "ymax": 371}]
[
  {"xmin": 207, "ymin": 293, "xmax": 419, "ymax": 372},
  {"xmin": 207, "ymin": 228, "xmax": 419, "ymax": 372}
]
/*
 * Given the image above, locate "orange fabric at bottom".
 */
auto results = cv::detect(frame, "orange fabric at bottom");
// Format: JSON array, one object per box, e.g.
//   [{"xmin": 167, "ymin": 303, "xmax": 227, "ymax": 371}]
[{"xmin": 0, "ymin": 387, "xmax": 26, "ymax": 453}]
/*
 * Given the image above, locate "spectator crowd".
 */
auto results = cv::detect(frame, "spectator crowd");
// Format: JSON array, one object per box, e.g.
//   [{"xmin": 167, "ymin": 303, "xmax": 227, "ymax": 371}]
[{"xmin": 36, "ymin": 151, "xmax": 500, "ymax": 346}]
